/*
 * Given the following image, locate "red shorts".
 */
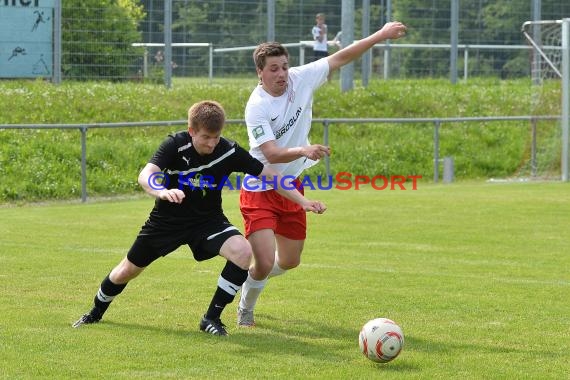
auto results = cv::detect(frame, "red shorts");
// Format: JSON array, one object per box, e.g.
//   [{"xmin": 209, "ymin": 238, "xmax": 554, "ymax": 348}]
[{"xmin": 239, "ymin": 179, "xmax": 306, "ymax": 240}]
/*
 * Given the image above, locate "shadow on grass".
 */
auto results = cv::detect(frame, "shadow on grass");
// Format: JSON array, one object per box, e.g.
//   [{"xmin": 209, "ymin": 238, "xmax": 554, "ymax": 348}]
[
  {"xmin": 404, "ymin": 334, "xmax": 564, "ymax": 360},
  {"xmin": 95, "ymin": 319, "xmax": 201, "ymax": 338},
  {"xmin": 237, "ymin": 313, "xmax": 420, "ymax": 372},
  {"xmin": 69, "ymin": 316, "xmax": 563, "ymax": 361},
  {"xmin": 75, "ymin": 315, "xmax": 417, "ymax": 372}
]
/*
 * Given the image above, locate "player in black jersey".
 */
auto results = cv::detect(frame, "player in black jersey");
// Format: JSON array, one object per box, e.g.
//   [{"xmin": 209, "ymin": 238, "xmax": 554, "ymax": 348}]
[{"xmin": 72, "ymin": 100, "xmax": 326, "ymax": 336}]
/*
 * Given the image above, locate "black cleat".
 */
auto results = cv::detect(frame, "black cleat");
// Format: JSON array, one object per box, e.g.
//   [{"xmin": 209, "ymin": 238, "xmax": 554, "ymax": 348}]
[
  {"xmin": 72, "ymin": 313, "xmax": 101, "ymax": 328},
  {"xmin": 199, "ymin": 315, "xmax": 228, "ymax": 336}
]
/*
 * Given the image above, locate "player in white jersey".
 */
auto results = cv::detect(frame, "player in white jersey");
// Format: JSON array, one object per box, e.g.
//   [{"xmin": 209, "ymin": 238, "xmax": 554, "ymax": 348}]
[
  {"xmin": 238, "ymin": 21, "xmax": 408, "ymax": 327},
  {"xmin": 242, "ymin": 57, "xmax": 329, "ymax": 189}
]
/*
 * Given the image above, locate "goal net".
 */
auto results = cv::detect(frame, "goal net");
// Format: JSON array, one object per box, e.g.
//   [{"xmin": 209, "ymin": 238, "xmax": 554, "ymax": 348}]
[{"xmin": 519, "ymin": 19, "xmax": 570, "ymax": 181}]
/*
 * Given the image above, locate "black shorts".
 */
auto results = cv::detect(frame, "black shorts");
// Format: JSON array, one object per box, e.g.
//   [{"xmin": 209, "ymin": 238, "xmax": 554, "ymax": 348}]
[
  {"xmin": 313, "ymin": 50, "xmax": 328, "ymax": 61},
  {"xmin": 126, "ymin": 216, "xmax": 242, "ymax": 267}
]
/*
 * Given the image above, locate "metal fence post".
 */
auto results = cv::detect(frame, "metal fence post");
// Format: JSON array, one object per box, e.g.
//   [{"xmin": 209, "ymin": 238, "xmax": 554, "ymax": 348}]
[
  {"xmin": 323, "ymin": 120, "xmax": 330, "ymax": 177},
  {"xmin": 443, "ymin": 157, "xmax": 454, "ymax": 183},
  {"xmin": 143, "ymin": 49, "xmax": 149, "ymax": 78},
  {"xmin": 53, "ymin": 0, "xmax": 62, "ymax": 84},
  {"xmin": 561, "ymin": 18, "xmax": 570, "ymax": 181},
  {"xmin": 464, "ymin": 46, "xmax": 469, "ymax": 81},
  {"xmin": 450, "ymin": 0, "xmax": 459, "ymax": 84},
  {"xmin": 80, "ymin": 127, "xmax": 87, "ymax": 202},
  {"xmin": 531, "ymin": 117, "xmax": 537, "ymax": 177},
  {"xmin": 433, "ymin": 120, "xmax": 440, "ymax": 183},
  {"xmin": 209, "ymin": 43, "xmax": 213, "ymax": 83},
  {"xmin": 164, "ymin": 0, "xmax": 172, "ymax": 89}
]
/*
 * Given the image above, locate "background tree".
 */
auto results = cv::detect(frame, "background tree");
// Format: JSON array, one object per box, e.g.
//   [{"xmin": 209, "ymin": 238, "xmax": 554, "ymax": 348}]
[{"xmin": 62, "ymin": 0, "xmax": 145, "ymax": 80}]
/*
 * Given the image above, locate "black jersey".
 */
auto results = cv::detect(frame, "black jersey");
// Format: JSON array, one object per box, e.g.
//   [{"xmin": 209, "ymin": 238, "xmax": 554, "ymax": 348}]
[{"xmin": 147, "ymin": 131, "xmax": 264, "ymax": 223}]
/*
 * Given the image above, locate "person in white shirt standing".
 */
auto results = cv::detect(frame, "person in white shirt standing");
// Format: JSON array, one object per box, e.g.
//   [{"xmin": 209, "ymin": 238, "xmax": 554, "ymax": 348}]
[
  {"xmin": 311, "ymin": 13, "xmax": 329, "ymax": 61},
  {"xmin": 237, "ymin": 21, "xmax": 408, "ymax": 327}
]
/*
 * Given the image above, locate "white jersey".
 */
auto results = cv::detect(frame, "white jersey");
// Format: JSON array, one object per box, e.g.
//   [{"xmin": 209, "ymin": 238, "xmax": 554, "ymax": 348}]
[
  {"xmin": 311, "ymin": 24, "xmax": 328, "ymax": 52},
  {"xmin": 244, "ymin": 58, "xmax": 329, "ymax": 191}
]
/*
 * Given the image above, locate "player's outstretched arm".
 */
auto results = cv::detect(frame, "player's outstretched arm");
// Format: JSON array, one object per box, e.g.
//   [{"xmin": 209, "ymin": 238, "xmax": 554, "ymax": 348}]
[
  {"xmin": 260, "ymin": 140, "xmax": 331, "ymax": 164},
  {"xmin": 327, "ymin": 21, "xmax": 407, "ymax": 72},
  {"xmin": 138, "ymin": 163, "xmax": 185, "ymax": 204},
  {"xmin": 258, "ymin": 166, "xmax": 327, "ymax": 214}
]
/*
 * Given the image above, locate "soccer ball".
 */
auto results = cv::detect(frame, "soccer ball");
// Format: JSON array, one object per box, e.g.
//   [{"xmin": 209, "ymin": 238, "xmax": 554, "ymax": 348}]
[{"xmin": 359, "ymin": 318, "xmax": 404, "ymax": 363}]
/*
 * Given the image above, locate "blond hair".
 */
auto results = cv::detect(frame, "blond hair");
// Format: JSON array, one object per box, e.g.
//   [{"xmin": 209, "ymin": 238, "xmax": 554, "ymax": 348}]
[{"xmin": 187, "ymin": 100, "xmax": 226, "ymax": 133}]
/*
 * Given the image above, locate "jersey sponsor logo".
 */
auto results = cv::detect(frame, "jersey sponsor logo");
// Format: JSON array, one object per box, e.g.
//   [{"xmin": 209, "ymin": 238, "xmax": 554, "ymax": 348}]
[
  {"xmin": 177, "ymin": 142, "xmax": 192, "ymax": 152},
  {"xmin": 270, "ymin": 115, "xmax": 279, "ymax": 121},
  {"xmin": 252, "ymin": 126, "xmax": 265, "ymax": 139},
  {"xmin": 181, "ymin": 156, "xmax": 190, "ymax": 165},
  {"xmin": 275, "ymin": 106, "xmax": 302, "ymax": 139}
]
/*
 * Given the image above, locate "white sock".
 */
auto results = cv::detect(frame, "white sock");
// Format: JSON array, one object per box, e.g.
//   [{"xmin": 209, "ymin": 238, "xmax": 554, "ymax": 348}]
[
  {"xmin": 239, "ymin": 273, "xmax": 267, "ymax": 311},
  {"xmin": 269, "ymin": 259, "xmax": 286, "ymax": 278}
]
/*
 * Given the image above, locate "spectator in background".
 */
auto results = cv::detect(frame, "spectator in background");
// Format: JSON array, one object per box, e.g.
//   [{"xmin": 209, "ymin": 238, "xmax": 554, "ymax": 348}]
[
  {"xmin": 154, "ymin": 50, "xmax": 164, "ymax": 63},
  {"xmin": 311, "ymin": 13, "xmax": 328, "ymax": 61}
]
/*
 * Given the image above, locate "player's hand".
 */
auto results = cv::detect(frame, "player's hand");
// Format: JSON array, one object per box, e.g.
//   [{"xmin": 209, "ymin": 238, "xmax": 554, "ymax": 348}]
[
  {"xmin": 303, "ymin": 200, "xmax": 327, "ymax": 214},
  {"xmin": 158, "ymin": 188, "xmax": 185, "ymax": 203},
  {"xmin": 304, "ymin": 144, "xmax": 331, "ymax": 161},
  {"xmin": 381, "ymin": 21, "xmax": 407, "ymax": 40}
]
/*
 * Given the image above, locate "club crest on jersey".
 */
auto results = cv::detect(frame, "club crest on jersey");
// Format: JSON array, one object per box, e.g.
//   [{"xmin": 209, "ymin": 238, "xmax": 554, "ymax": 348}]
[
  {"xmin": 183, "ymin": 173, "xmax": 211, "ymax": 197},
  {"xmin": 252, "ymin": 126, "xmax": 265, "ymax": 139},
  {"xmin": 288, "ymin": 89, "xmax": 295, "ymax": 103}
]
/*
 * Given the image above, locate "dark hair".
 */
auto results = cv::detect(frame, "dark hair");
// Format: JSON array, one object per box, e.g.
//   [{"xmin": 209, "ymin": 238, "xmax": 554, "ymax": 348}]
[
  {"xmin": 253, "ymin": 42, "xmax": 289, "ymax": 70},
  {"xmin": 187, "ymin": 100, "xmax": 225, "ymax": 133}
]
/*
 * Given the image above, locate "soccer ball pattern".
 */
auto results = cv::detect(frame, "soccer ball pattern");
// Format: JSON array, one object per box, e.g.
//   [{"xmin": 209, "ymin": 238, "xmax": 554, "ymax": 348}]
[{"xmin": 359, "ymin": 318, "xmax": 404, "ymax": 363}]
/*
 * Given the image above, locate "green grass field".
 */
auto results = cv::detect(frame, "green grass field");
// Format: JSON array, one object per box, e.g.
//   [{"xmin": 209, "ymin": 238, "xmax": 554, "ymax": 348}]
[{"xmin": 1, "ymin": 182, "xmax": 568, "ymax": 379}]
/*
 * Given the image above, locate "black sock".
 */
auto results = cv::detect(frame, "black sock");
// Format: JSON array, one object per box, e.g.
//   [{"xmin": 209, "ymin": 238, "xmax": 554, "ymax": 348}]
[
  {"xmin": 205, "ymin": 261, "xmax": 248, "ymax": 320},
  {"xmin": 91, "ymin": 274, "xmax": 127, "ymax": 319}
]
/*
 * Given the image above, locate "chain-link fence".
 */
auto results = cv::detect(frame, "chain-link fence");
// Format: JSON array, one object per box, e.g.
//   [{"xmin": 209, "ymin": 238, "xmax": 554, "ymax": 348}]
[{"xmin": 2, "ymin": 0, "xmax": 569, "ymax": 82}]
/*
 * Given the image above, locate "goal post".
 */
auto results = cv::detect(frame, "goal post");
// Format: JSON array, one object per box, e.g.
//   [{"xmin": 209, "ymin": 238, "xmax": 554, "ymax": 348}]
[
  {"xmin": 522, "ymin": 18, "xmax": 570, "ymax": 181},
  {"xmin": 562, "ymin": 19, "xmax": 570, "ymax": 182}
]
